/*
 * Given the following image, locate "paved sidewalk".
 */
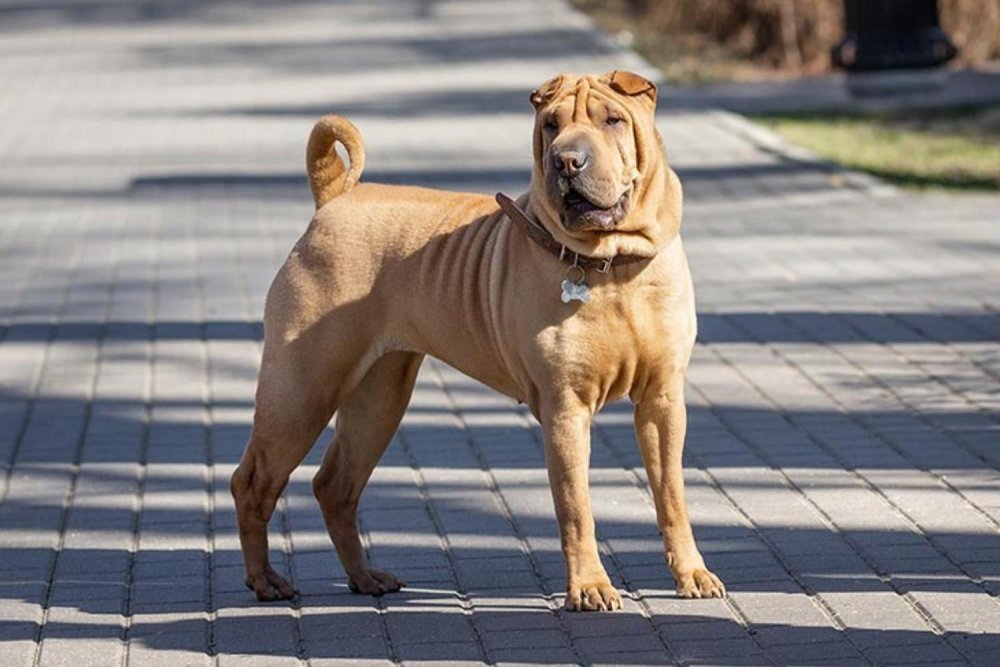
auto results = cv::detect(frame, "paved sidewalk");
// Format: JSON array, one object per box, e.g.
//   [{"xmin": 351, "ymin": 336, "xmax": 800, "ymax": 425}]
[
  {"xmin": 663, "ymin": 68, "xmax": 1000, "ymax": 114},
  {"xmin": 0, "ymin": 1, "xmax": 998, "ymax": 666}
]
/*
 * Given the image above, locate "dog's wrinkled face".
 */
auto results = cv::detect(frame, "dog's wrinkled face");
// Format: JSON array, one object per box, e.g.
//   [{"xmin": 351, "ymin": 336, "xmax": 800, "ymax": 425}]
[{"xmin": 530, "ymin": 71, "xmax": 659, "ymax": 234}]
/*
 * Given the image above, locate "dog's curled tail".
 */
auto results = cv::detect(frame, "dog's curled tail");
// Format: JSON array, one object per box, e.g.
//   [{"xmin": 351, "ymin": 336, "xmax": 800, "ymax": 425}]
[{"xmin": 306, "ymin": 115, "xmax": 366, "ymax": 210}]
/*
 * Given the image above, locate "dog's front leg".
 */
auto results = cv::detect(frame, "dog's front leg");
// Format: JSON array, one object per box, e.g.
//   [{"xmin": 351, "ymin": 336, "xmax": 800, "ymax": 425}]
[
  {"xmin": 634, "ymin": 387, "xmax": 726, "ymax": 598},
  {"xmin": 542, "ymin": 402, "xmax": 622, "ymax": 611}
]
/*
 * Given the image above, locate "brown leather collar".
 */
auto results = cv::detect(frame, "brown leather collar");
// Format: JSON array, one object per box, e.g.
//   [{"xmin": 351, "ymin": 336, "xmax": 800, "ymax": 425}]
[{"xmin": 495, "ymin": 192, "xmax": 647, "ymax": 273}]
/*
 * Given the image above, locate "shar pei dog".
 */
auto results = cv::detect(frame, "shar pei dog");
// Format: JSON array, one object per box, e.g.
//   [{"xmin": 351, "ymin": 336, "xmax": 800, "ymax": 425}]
[{"xmin": 231, "ymin": 71, "xmax": 725, "ymax": 611}]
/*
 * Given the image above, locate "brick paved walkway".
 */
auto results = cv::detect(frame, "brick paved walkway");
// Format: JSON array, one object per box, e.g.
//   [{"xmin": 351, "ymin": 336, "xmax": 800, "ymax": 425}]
[{"xmin": 1, "ymin": 1, "xmax": 998, "ymax": 665}]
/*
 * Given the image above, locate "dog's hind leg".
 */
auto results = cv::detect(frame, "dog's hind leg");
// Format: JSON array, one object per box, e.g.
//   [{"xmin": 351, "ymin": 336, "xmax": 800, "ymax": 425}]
[
  {"xmin": 231, "ymin": 357, "xmax": 339, "ymax": 601},
  {"xmin": 312, "ymin": 351, "xmax": 424, "ymax": 596}
]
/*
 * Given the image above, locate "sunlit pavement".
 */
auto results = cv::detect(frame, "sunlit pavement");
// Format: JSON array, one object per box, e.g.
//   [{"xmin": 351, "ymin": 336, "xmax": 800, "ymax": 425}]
[{"xmin": 0, "ymin": 1, "xmax": 998, "ymax": 665}]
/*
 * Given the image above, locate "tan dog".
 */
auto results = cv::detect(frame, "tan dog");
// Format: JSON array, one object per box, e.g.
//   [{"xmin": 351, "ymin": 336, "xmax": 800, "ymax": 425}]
[{"xmin": 231, "ymin": 71, "xmax": 725, "ymax": 611}]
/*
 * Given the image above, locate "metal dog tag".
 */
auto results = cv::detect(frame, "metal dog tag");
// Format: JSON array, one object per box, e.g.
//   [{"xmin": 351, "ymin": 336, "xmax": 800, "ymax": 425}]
[
  {"xmin": 561, "ymin": 264, "xmax": 590, "ymax": 303},
  {"xmin": 561, "ymin": 279, "xmax": 590, "ymax": 303}
]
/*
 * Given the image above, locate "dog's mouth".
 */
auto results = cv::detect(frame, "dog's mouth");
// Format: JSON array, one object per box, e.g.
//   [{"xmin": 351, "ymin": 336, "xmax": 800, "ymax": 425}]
[{"xmin": 562, "ymin": 186, "xmax": 630, "ymax": 230}]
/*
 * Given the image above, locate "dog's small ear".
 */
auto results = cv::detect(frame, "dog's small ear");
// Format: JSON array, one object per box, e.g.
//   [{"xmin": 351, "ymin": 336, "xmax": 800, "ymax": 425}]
[
  {"xmin": 530, "ymin": 74, "xmax": 568, "ymax": 109},
  {"xmin": 605, "ymin": 70, "xmax": 657, "ymax": 106}
]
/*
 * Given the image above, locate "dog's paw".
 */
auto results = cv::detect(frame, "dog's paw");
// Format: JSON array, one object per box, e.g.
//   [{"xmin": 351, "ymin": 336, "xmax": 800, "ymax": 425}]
[
  {"xmin": 348, "ymin": 568, "xmax": 406, "ymax": 596},
  {"xmin": 674, "ymin": 568, "xmax": 726, "ymax": 599},
  {"xmin": 565, "ymin": 579, "xmax": 622, "ymax": 612},
  {"xmin": 245, "ymin": 566, "xmax": 298, "ymax": 602}
]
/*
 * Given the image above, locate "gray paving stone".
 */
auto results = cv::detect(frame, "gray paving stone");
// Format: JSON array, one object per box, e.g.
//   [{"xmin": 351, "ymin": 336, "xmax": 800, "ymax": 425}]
[
  {"xmin": 216, "ymin": 654, "xmax": 301, "ymax": 666},
  {"xmin": 468, "ymin": 598, "xmax": 560, "ymax": 634},
  {"xmin": 309, "ymin": 660, "xmax": 393, "ymax": 667},
  {"xmin": 127, "ymin": 643, "xmax": 213, "ymax": 667},
  {"xmin": 863, "ymin": 639, "xmax": 966, "ymax": 665},
  {"xmin": 0, "ymin": 616, "xmax": 38, "ymax": 642},
  {"xmin": 396, "ymin": 642, "xmax": 485, "ymax": 662},
  {"xmin": 304, "ymin": 636, "xmax": 391, "ymax": 661},
  {"xmin": 669, "ymin": 636, "xmax": 767, "ymax": 661},
  {"xmin": 386, "ymin": 612, "xmax": 478, "ymax": 645},
  {"xmin": 765, "ymin": 642, "xmax": 867, "ymax": 666},
  {"xmin": 749, "ymin": 624, "xmax": 847, "ymax": 648},
  {"xmin": 299, "ymin": 610, "xmax": 384, "ymax": 640},
  {"xmin": 660, "ymin": 619, "xmax": 751, "ymax": 643},
  {"xmin": 589, "ymin": 652, "xmax": 675, "ymax": 666},
  {"xmin": 481, "ymin": 628, "xmax": 570, "ymax": 651},
  {"xmin": 561, "ymin": 608, "xmax": 653, "ymax": 638},
  {"xmin": 37, "ymin": 637, "xmax": 124, "ymax": 667},
  {"xmin": 574, "ymin": 631, "xmax": 667, "ymax": 656},
  {"xmin": 490, "ymin": 647, "xmax": 580, "ymax": 665}
]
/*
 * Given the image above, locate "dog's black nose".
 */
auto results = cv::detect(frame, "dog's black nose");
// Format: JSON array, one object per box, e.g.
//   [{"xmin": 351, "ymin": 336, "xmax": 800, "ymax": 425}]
[{"xmin": 553, "ymin": 148, "xmax": 590, "ymax": 178}]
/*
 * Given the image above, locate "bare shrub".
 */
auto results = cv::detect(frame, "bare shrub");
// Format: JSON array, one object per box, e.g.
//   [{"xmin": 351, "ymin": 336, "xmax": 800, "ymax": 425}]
[{"xmin": 620, "ymin": 0, "xmax": 998, "ymax": 72}]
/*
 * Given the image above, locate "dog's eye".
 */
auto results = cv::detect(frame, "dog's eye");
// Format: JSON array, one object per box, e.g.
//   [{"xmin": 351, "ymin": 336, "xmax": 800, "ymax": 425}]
[
  {"xmin": 606, "ymin": 116, "xmax": 624, "ymax": 127},
  {"xmin": 544, "ymin": 117, "xmax": 559, "ymax": 131}
]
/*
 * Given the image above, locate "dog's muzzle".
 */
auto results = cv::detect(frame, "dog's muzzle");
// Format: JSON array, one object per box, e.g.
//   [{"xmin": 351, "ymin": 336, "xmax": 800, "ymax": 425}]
[{"xmin": 561, "ymin": 184, "xmax": 631, "ymax": 230}]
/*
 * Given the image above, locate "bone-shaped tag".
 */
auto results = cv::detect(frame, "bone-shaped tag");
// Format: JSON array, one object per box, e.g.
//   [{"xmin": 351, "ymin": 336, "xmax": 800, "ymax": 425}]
[{"xmin": 561, "ymin": 279, "xmax": 590, "ymax": 304}]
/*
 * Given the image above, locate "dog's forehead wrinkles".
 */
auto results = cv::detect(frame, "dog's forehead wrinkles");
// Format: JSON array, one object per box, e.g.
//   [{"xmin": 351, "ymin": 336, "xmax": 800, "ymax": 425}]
[
  {"xmin": 572, "ymin": 79, "xmax": 590, "ymax": 123},
  {"xmin": 559, "ymin": 79, "xmax": 630, "ymax": 126}
]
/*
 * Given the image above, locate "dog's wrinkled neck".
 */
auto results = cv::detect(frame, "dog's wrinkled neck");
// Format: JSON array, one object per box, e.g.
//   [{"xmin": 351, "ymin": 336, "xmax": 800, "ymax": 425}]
[
  {"xmin": 526, "ymin": 165, "xmax": 674, "ymax": 262},
  {"xmin": 496, "ymin": 192, "xmax": 648, "ymax": 272}
]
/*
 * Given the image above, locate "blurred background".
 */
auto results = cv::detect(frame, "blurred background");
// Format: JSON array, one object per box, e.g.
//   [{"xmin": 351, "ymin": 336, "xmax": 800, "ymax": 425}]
[
  {"xmin": 574, "ymin": 0, "xmax": 1000, "ymax": 191},
  {"xmin": 574, "ymin": 0, "xmax": 999, "ymax": 78}
]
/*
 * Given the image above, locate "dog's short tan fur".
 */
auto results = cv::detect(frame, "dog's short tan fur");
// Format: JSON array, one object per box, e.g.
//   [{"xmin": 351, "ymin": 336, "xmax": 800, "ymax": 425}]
[{"xmin": 231, "ymin": 71, "xmax": 725, "ymax": 611}]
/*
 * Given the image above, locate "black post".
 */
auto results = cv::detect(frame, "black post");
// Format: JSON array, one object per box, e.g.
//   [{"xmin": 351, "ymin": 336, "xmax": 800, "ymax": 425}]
[{"xmin": 832, "ymin": 0, "xmax": 957, "ymax": 95}]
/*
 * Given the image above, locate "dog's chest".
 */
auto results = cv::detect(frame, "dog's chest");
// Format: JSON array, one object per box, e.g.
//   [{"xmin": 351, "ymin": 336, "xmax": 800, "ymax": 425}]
[{"xmin": 534, "ymin": 280, "xmax": 695, "ymax": 402}]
